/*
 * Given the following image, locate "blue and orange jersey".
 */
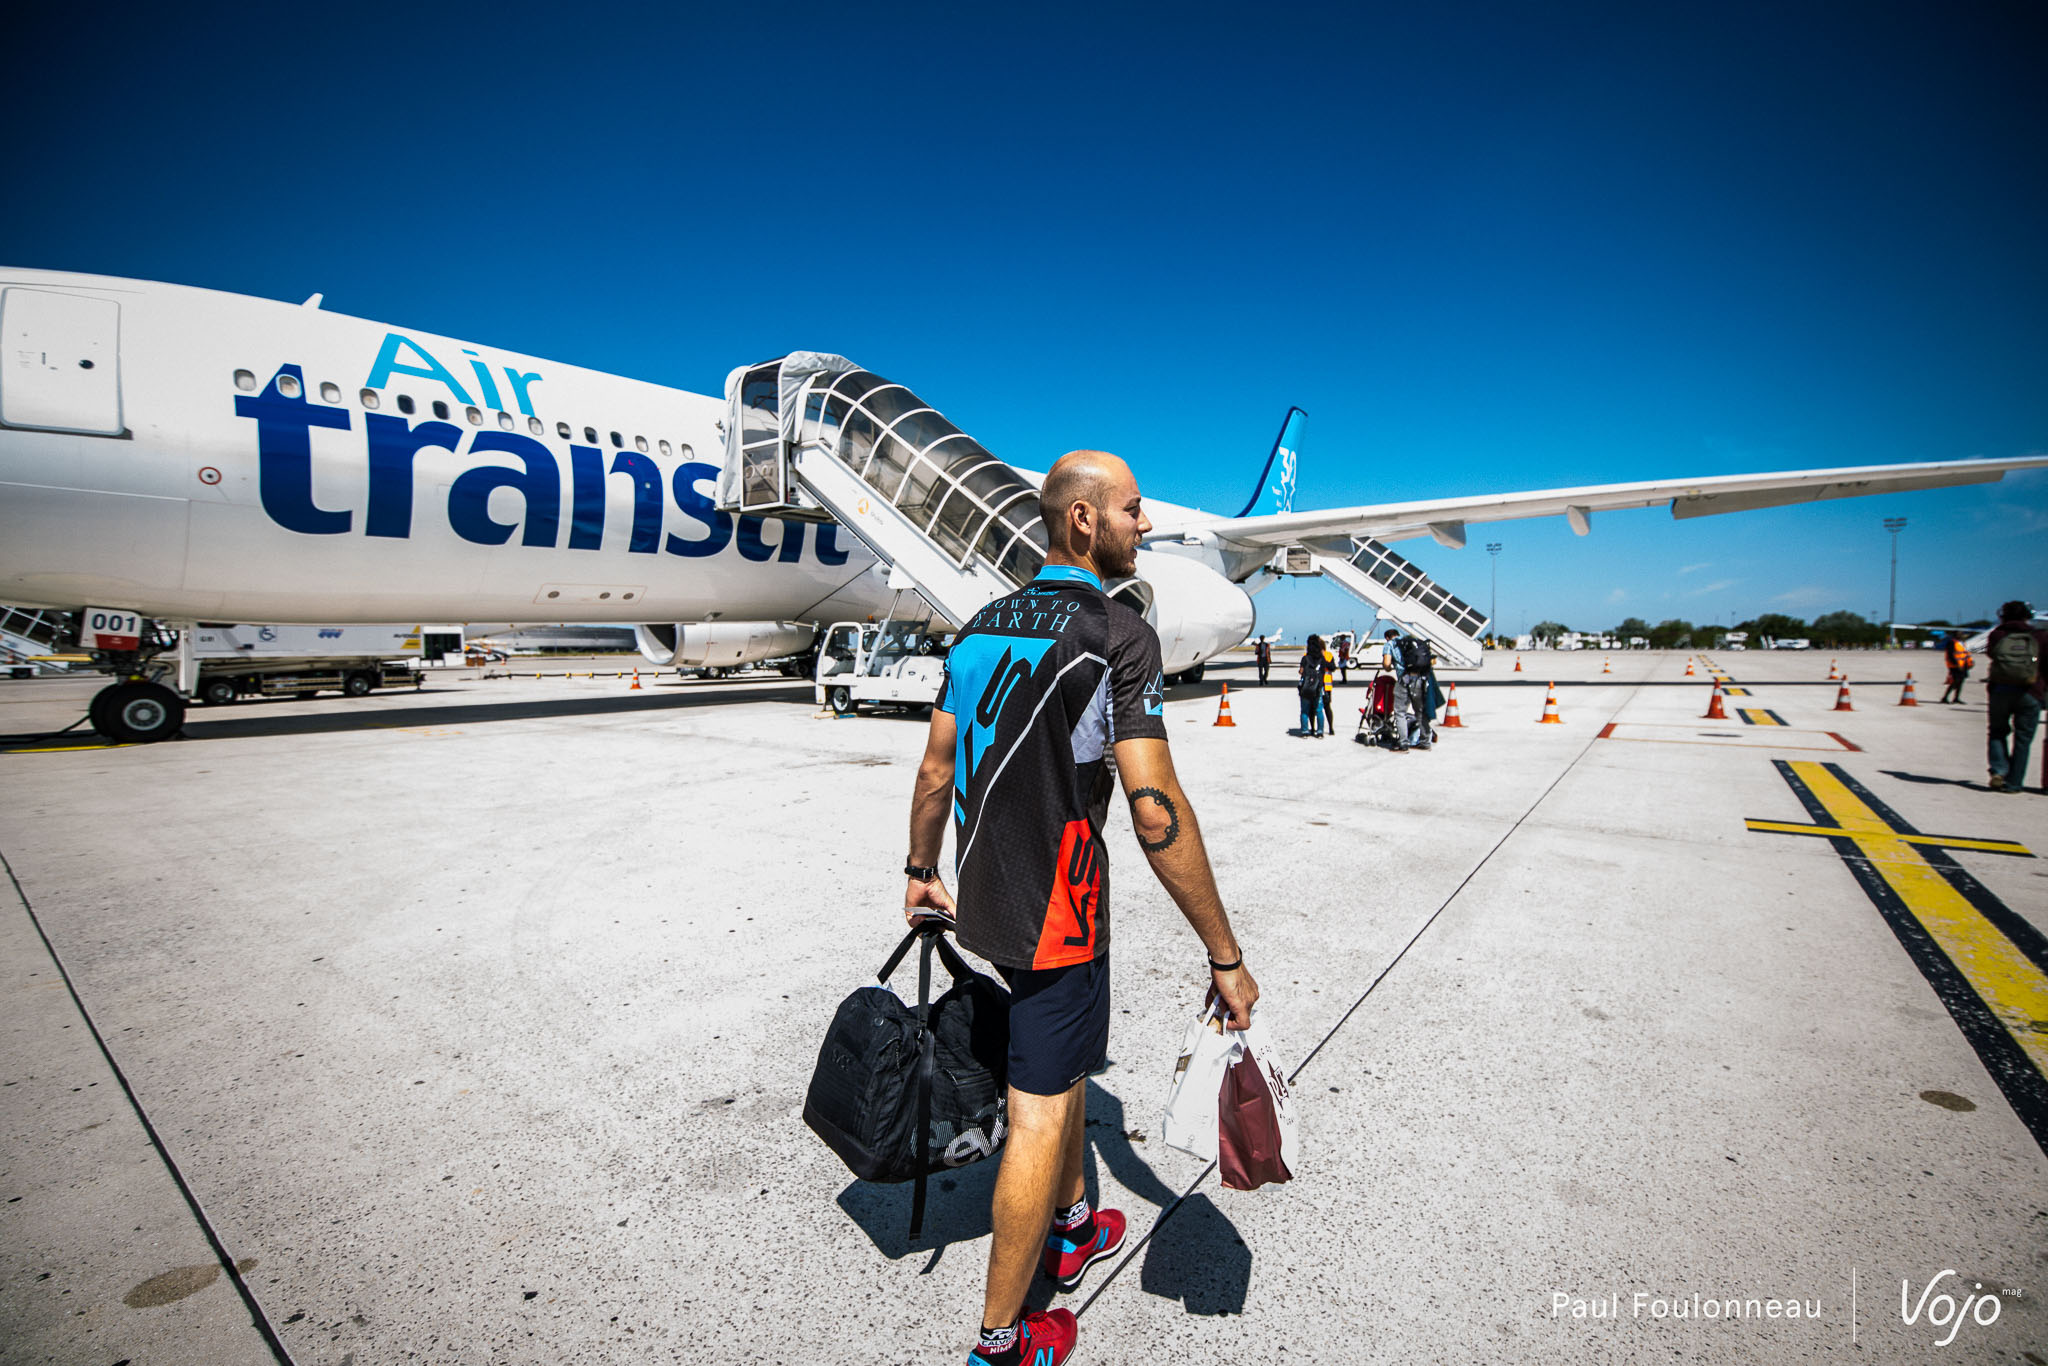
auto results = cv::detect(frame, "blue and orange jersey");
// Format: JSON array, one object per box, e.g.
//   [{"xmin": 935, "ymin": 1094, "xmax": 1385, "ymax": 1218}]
[{"xmin": 935, "ymin": 564, "xmax": 1168, "ymax": 970}]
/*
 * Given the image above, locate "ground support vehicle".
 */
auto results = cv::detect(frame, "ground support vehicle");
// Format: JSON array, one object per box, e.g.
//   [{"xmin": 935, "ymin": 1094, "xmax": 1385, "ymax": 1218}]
[{"xmin": 814, "ymin": 615, "xmax": 948, "ymax": 716}]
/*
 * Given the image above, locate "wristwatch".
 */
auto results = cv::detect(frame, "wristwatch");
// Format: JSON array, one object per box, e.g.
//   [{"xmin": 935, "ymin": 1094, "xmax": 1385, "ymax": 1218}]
[{"xmin": 904, "ymin": 862, "xmax": 940, "ymax": 882}]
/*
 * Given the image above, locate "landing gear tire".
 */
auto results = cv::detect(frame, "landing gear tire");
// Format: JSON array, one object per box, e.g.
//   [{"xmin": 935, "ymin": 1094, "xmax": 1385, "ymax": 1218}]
[
  {"xmin": 93, "ymin": 680, "xmax": 185, "ymax": 743},
  {"xmin": 343, "ymin": 671, "xmax": 376, "ymax": 697},
  {"xmin": 200, "ymin": 677, "xmax": 238, "ymax": 707},
  {"xmin": 829, "ymin": 685, "xmax": 856, "ymax": 716}
]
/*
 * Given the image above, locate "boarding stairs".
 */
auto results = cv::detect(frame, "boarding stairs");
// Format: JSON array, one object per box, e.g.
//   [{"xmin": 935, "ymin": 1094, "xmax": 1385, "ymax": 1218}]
[
  {"xmin": 715, "ymin": 353, "xmax": 1052, "ymax": 627},
  {"xmin": 0, "ymin": 604, "xmax": 75, "ymax": 675},
  {"xmin": 1276, "ymin": 538, "xmax": 1489, "ymax": 669}
]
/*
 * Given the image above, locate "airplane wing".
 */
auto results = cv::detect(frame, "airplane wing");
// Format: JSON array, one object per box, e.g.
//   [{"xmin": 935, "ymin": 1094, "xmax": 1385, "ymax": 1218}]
[{"xmin": 1146, "ymin": 455, "xmax": 2048, "ymax": 550}]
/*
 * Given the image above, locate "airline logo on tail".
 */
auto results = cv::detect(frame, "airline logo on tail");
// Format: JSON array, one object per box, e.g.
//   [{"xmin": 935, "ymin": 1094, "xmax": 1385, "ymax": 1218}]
[{"xmin": 1236, "ymin": 406, "xmax": 1306, "ymax": 518}]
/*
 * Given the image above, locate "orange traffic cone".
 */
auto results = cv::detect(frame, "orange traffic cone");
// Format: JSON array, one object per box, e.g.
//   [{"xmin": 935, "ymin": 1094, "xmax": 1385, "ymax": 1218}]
[
  {"xmin": 1213, "ymin": 683, "xmax": 1237, "ymax": 727},
  {"xmin": 1684, "ymin": 660, "xmax": 1695, "ymax": 677},
  {"xmin": 1602, "ymin": 657, "xmax": 1612, "ymax": 675},
  {"xmin": 1514, "ymin": 655, "xmax": 1523, "ymax": 673},
  {"xmin": 1441, "ymin": 684, "xmax": 1465, "ymax": 728},
  {"xmin": 1538, "ymin": 682, "xmax": 1563, "ymax": 724},
  {"xmin": 1834, "ymin": 679, "xmax": 1854, "ymax": 712},
  {"xmin": 630, "ymin": 668, "xmax": 642, "ymax": 691},
  {"xmin": 1827, "ymin": 659, "xmax": 1841, "ymax": 680},
  {"xmin": 1703, "ymin": 682, "xmax": 1728, "ymax": 720},
  {"xmin": 1898, "ymin": 674, "xmax": 1917, "ymax": 707}
]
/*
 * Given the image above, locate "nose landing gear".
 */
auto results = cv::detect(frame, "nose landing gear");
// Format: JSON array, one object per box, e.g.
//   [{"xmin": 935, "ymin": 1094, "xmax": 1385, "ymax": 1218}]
[{"xmin": 89, "ymin": 679, "xmax": 186, "ymax": 743}]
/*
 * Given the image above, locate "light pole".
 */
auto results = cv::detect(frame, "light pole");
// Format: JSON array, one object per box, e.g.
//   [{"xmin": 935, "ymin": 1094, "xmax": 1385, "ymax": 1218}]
[
  {"xmin": 1884, "ymin": 517, "xmax": 1907, "ymax": 646},
  {"xmin": 1487, "ymin": 542, "xmax": 1502, "ymax": 644}
]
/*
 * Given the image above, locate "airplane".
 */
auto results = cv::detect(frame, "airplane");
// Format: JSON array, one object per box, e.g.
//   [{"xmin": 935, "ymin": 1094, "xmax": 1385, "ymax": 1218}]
[{"xmin": 2, "ymin": 267, "xmax": 2042, "ymax": 742}]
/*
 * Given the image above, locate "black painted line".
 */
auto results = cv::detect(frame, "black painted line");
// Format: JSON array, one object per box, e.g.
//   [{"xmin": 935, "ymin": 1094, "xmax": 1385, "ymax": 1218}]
[
  {"xmin": 0, "ymin": 846, "xmax": 299, "ymax": 1366},
  {"xmin": 1766, "ymin": 768, "xmax": 2048, "ymax": 1156}
]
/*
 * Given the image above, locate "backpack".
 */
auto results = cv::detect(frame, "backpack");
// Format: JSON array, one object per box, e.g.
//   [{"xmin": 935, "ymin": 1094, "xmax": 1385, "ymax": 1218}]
[
  {"xmin": 1297, "ymin": 660, "xmax": 1323, "ymax": 700},
  {"xmin": 1988, "ymin": 630, "xmax": 2040, "ymax": 687},
  {"xmin": 1398, "ymin": 637, "xmax": 1431, "ymax": 674},
  {"xmin": 802, "ymin": 923, "xmax": 1010, "ymax": 1239}
]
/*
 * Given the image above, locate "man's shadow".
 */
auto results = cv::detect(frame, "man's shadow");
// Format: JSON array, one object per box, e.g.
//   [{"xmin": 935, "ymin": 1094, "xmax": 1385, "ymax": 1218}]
[{"xmin": 833, "ymin": 1077, "xmax": 1250, "ymax": 1313}]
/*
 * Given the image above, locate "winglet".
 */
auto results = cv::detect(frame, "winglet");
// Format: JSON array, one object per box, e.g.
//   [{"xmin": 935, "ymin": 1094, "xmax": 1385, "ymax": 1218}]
[{"xmin": 1235, "ymin": 406, "xmax": 1306, "ymax": 518}]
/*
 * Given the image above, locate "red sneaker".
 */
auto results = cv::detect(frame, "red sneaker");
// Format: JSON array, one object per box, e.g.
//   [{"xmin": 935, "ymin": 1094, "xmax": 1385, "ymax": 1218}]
[
  {"xmin": 967, "ymin": 1308, "xmax": 1078, "ymax": 1365},
  {"xmin": 1042, "ymin": 1207, "xmax": 1126, "ymax": 1293}
]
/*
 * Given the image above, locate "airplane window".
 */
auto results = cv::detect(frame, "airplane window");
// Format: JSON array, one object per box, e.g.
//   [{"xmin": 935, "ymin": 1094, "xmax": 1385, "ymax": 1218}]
[
  {"xmin": 360, "ymin": 388, "xmax": 381, "ymax": 410},
  {"xmin": 433, "ymin": 401, "xmax": 449, "ymax": 419},
  {"xmin": 527, "ymin": 416, "xmax": 545, "ymax": 436},
  {"xmin": 677, "ymin": 444, "xmax": 694, "ymax": 460},
  {"xmin": 609, "ymin": 431, "xmax": 623, "ymax": 448},
  {"xmin": 659, "ymin": 439, "xmax": 672, "ymax": 457},
  {"xmin": 319, "ymin": 382, "xmax": 341, "ymax": 403},
  {"xmin": 583, "ymin": 426, "xmax": 598, "ymax": 443},
  {"xmin": 278, "ymin": 374, "xmax": 302, "ymax": 398},
  {"xmin": 497, "ymin": 411, "xmax": 514, "ymax": 431},
  {"xmin": 397, "ymin": 394, "xmax": 416, "ymax": 415},
  {"xmin": 233, "ymin": 369, "xmax": 256, "ymax": 392},
  {"xmin": 465, "ymin": 406, "xmax": 482, "ymax": 425},
  {"xmin": 557, "ymin": 421, "xmax": 572, "ymax": 440},
  {"xmin": 635, "ymin": 435, "xmax": 649, "ymax": 453}
]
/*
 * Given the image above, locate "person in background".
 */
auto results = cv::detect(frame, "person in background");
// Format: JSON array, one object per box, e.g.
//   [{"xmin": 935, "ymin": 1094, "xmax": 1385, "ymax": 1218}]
[
  {"xmin": 1298, "ymin": 633, "xmax": 1329, "ymax": 737},
  {"xmin": 1335, "ymin": 634, "xmax": 1351, "ymax": 684},
  {"xmin": 1984, "ymin": 600, "xmax": 2045, "ymax": 794},
  {"xmin": 1255, "ymin": 635, "xmax": 1271, "ymax": 686},
  {"xmin": 1939, "ymin": 632, "xmax": 1973, "ymax": 704},
  {"xmin": 1320, "ymin": 638, "xmax": 1337, "ymax": 735},
  {"xmin": 1379, "ymin": 628, "xmax": 1433, "ymax": 751}
]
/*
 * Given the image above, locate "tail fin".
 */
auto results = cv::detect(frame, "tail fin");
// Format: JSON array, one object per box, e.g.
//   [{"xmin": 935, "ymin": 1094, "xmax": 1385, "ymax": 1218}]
[{"xmin": 1235, "ymin": 406, "xmax": 1306, "ymax": 518}]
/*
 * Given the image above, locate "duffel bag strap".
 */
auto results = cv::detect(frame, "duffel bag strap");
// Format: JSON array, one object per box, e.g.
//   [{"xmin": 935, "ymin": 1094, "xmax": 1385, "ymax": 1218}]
[
  {"xmin": 909, "ymin": 931, "xmax": 939, "ymax": 1241},
  {"xmin": 877, "ymin": 922, "xmax": 975, "ymax": 986}
]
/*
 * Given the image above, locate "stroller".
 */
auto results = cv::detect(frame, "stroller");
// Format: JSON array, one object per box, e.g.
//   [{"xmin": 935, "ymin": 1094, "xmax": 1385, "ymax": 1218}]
[{"xmin": 1355, "ymin": 674, "xmax": 1397, "ymax": 747}]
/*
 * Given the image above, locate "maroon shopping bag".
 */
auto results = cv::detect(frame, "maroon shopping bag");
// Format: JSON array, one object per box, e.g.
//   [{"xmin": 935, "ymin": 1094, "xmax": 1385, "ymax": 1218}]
[{"xmin": 1217, "ymin": 1046, "xmax": 1294, "ymax": 1191}]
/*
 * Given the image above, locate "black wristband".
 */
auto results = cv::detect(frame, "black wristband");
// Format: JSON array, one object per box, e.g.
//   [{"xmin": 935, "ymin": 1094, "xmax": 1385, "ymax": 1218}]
[
  {"xmin": 904, "ymin": 862, "xmax": 939, "ymax": 882},
  {"xmin": 1209, "ymin": 954, "xmax": 1243, "ymax": 972}
]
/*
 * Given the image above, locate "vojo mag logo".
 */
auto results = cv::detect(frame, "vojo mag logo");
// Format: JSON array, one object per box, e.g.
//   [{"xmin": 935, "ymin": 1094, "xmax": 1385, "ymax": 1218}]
[
  {"xmin": 1899, "ymin": 1271, "xmax": 2009, "ymax": 1348},
  {"xmin": 230, "ymin": 334, "xmax": 850, "ymax": 566}
]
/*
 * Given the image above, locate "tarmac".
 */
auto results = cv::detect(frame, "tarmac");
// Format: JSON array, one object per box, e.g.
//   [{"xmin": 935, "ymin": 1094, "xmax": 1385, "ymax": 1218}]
[{"xmin": 1, "ymin": 649, "xmax": 2042, "ymax": 1365}]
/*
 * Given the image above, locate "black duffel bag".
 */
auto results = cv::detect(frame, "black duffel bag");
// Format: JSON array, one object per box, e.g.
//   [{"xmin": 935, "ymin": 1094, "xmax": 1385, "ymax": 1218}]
[{"xmin": 802, "ymin": 919, "xmax": 1010, "ymax": 1238}]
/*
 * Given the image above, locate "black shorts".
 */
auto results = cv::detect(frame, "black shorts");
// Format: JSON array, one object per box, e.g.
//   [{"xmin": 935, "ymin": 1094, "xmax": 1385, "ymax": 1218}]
[{"xmin": 997, "ymin": 953, "xmax": 1111, "ymax": 1096}]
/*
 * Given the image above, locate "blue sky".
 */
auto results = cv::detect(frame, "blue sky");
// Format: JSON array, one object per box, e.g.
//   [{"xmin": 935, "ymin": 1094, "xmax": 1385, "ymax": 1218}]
[{"xmin": 6, "ymin": 2, "xmax": 2042, "ymax": 637}]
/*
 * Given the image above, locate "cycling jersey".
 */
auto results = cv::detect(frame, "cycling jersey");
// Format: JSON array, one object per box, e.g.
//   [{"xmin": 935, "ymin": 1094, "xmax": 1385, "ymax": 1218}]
[{"xmin": 935, "ymin": 564, "xmax": 1168, "ymax": 970}]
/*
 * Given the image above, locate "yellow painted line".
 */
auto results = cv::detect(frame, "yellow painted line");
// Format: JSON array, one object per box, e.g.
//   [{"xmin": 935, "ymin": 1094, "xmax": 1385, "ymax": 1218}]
[
  {"xmin": 1724, "ymin": 687, "xmax": 1751, "ymax": 696},
  {"xmin": 1781, "ymin": 761, "xmax": 2048, "ymax": 1077},
  {"xmin": 1738, "ymin": 708, "xmax": 1778, "ymax": 725},
  {"xmin": 1744, "ymin": 820, "xmax": 2031, "ymax": 856}
]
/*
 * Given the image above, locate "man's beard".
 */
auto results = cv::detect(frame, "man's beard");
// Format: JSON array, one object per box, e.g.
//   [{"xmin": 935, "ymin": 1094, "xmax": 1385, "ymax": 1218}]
[{"xmin": 1101, "ymin": 532, "xmax": 1139, "ymax": 579}]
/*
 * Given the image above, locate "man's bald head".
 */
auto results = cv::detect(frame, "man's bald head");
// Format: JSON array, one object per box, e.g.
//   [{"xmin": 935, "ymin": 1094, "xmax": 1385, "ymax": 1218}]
[
  {"xmin": 1039, "ymin": 451, "xmax": 1133, "ymax": 553},
  {"xmin": 1037, "ymin": 450, "xmax": 1148, "ymax": 579}
]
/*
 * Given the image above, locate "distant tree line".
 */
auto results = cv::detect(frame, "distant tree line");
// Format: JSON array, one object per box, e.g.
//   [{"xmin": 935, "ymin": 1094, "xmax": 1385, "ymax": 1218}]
[{"xmin": 1500, "ymin": 610, "xmax": 1991, "ymax": 649}]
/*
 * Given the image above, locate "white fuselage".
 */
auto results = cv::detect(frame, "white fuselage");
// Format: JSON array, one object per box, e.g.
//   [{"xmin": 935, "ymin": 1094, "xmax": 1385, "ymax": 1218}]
[
  {"xmin": 0, "ymin": 270, "xmax": 895, "ymax": 626},
  {"xmin": 0, "ymin": 270, "xmax": 1252, "ymax": 672}
]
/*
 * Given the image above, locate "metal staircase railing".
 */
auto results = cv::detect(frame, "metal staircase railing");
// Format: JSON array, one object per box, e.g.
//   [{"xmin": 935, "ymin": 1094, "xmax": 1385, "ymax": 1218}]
[
  {"xmin": 1301, "ymin": 537, "xmax": 1489, "ymax": 669},
  {"xmin": 0, "ymin": 605, "xmax": 76, "ymax": 674},
  {"xmin": 717, "ymin": 353, "xmax": 1045, "ymax": 627}
]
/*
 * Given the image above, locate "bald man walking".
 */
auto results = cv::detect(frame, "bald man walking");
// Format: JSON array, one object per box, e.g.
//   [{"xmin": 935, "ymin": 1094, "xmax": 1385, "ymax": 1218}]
[{"xmin": 904, "ymin": 452, "xmax": 1259, "ymax": 1366}]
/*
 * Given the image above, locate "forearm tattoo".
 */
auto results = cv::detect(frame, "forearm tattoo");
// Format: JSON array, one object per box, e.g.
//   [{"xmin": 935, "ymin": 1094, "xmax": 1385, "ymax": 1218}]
[{"xmin": 1130, "ymin": 786, "xmax": 1181, "ymax": 853}]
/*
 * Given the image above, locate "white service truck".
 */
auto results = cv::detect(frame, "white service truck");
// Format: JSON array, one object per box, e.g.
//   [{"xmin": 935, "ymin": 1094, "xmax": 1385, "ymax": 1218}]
[
  {"xmin": 814, "ymin": 616, "xmax": 949, "ymax": 716},
  {"xmin": 189, "ymin": 624, "xmax": 444, "ymax": 705}
]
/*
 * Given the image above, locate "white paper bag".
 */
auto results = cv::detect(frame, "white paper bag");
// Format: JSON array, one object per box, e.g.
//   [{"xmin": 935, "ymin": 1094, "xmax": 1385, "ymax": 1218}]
[{"xmin": 1160, "ymin": 1003, "xmax": 1237, "ymax": 1160}]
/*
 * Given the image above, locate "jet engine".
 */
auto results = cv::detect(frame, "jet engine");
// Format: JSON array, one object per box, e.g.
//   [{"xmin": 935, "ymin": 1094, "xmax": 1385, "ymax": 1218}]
[
  {"xmin": 1127, "ymin": 549, "xmax": 1254, "ymax": 679},
  {"xmin": 633, "ymin": 621, "xmax": 817, "ymax": 672}
]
